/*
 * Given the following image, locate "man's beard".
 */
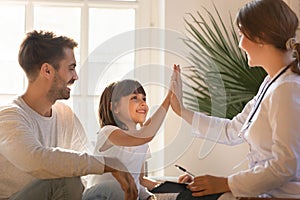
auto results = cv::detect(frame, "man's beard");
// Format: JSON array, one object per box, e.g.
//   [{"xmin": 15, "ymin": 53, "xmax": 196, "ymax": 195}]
[{"xmin": 47, "ymin": 73, "xmax": 73, "ymax": 103}]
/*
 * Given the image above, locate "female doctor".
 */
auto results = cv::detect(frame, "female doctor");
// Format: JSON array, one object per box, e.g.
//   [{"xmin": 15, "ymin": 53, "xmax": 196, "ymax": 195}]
[{"xmin": 170, "ymin": 0, "xmax": 300, "ymax": 199}]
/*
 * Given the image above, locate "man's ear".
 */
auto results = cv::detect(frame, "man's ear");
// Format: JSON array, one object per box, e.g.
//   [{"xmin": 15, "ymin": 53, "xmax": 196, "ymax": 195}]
[{"xmin": 40, "ymin": 63, "xmax": 52, "ymax": 78}]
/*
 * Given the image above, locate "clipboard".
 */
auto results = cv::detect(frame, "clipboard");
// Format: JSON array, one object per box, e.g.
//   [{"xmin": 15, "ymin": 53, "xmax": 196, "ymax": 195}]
[{"xmin": 150, "ymin": 181, "xmax": 187, "ymax": 193}]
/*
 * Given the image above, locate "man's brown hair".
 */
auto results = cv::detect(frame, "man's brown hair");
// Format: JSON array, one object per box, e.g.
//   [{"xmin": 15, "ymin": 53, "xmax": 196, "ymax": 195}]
[{"xmin": 18, "ymin": 30, "xmax": 78, "ymax": 81}]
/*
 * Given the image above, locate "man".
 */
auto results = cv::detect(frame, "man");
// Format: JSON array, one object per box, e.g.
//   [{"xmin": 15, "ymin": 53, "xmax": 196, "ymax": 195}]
[{"xmin": 0, "ymin": 30, "xmax": 137, "ymax": 200}]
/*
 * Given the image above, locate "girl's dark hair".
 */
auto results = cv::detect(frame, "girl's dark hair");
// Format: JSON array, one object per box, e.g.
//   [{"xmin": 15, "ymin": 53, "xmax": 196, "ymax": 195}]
[
  {"xmin": 18, "ymin": 30, "xmax": 78, "ymax": 81},
  {"xmin": 236, "ymin": 0, "xmax": 300, "ymax": 74},
  {"xmin": 98, "ymin": 79, "xmax": 146, "ymax": 129}
]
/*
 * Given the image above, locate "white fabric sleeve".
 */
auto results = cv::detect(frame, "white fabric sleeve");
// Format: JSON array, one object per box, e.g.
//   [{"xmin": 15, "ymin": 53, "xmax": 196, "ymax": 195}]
[
  {"xmin": 190, "ymin": 77, "xmax": 270, "ymax": 146},
  {"xmin": 190, "ymin": 101, "xmax": 253, "ymax": 145},
  {"xmin": 94, "ymin": 125, "xmax": 119, "ymax": 153}
]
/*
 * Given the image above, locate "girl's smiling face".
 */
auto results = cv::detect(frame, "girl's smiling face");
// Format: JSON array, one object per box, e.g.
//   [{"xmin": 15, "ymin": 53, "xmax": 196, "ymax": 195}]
[{"xmin": 114, "ymin": 93, "xmax": 149, "ymax": 129}]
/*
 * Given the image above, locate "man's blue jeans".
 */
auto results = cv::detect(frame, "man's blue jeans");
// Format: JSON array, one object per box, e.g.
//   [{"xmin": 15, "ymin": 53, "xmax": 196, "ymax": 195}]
[
  {"xmin": 9, "ymin": 177, "xmax": 84, "ymax": 200},
  {"xmin": 82, "ymin": 180, "xmax": 125, "ymax": 200}
]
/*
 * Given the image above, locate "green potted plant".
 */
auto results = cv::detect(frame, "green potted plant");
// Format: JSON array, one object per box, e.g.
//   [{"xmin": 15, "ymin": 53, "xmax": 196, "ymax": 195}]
[{"xmin": 182, "ymin": 5, "xmax": 267, "ymax": 119}]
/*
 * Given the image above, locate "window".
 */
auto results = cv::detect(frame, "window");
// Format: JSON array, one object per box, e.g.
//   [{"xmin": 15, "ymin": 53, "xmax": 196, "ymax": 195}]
[{"xmin": 0, "ymin": 5, "xmax": 25, "ymax": 96}]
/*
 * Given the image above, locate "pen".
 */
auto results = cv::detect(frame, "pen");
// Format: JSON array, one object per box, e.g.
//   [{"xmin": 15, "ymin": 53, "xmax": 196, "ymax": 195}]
[{"xmin": 174, "ymin": 164, "xmax": 195, "ymax": 177}]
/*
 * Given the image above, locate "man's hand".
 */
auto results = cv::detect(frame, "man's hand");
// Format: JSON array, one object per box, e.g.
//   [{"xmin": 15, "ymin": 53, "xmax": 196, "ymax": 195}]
[
  {"xmin": 104, "ymin": 157, "xmax": 138, "ymax": 200},
  {"xmin": 187, "ymin": 175, "xmax": 230, "ymax": 196}
]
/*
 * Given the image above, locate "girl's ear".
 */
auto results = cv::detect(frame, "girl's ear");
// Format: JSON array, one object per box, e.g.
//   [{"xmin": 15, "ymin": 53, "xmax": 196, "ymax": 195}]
[{"xmin": 111, "ymin": 102, "xmax": 119, "ymax": 114}]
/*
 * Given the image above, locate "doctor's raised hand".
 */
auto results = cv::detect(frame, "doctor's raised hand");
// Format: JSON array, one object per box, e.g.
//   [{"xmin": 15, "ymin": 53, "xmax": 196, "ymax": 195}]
[{"xmin": 170, "ymin": 64, "xmax": 196, "ymax": 127}]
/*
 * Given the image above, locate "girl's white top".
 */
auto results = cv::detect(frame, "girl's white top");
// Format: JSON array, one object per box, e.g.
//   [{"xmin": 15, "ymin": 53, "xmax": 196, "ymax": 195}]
[{"xmin": 87, "ymin": 125, "xmax": 152, "ymax": 200}]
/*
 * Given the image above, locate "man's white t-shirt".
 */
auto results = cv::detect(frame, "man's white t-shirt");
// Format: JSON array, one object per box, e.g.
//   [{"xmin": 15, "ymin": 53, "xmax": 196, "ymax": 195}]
[{"xmin": 0, "ymin": 97, "xmax": 105, "ymax": 198}]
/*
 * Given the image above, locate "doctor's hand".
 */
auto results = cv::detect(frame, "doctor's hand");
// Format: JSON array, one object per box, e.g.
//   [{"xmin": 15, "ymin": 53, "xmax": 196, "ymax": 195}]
[
  {"xmin": 170, "ymin": 64, "xmax": 184, "ymax": 117},
  {"xmin": 187, "ymin": 175, "xmax": 230, "ymax": 197}
]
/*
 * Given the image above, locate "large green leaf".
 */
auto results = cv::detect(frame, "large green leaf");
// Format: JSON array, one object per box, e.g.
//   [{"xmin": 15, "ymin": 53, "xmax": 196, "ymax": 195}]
[{"xmin": 182, "ymin": 4, "xmax": 266, "ymax": 119}]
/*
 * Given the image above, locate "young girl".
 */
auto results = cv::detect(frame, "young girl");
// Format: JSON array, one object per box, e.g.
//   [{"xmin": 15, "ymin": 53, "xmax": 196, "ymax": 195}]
[{"xmin": 83, "ymin": 79, "xmax": 171, "ymax": 200}]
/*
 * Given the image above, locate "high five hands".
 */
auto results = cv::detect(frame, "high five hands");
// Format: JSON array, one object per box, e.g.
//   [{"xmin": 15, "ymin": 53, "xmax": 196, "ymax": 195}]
[{"xmin": 171, "ymin": 64, "xmax": 230, "ymax": 197}]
